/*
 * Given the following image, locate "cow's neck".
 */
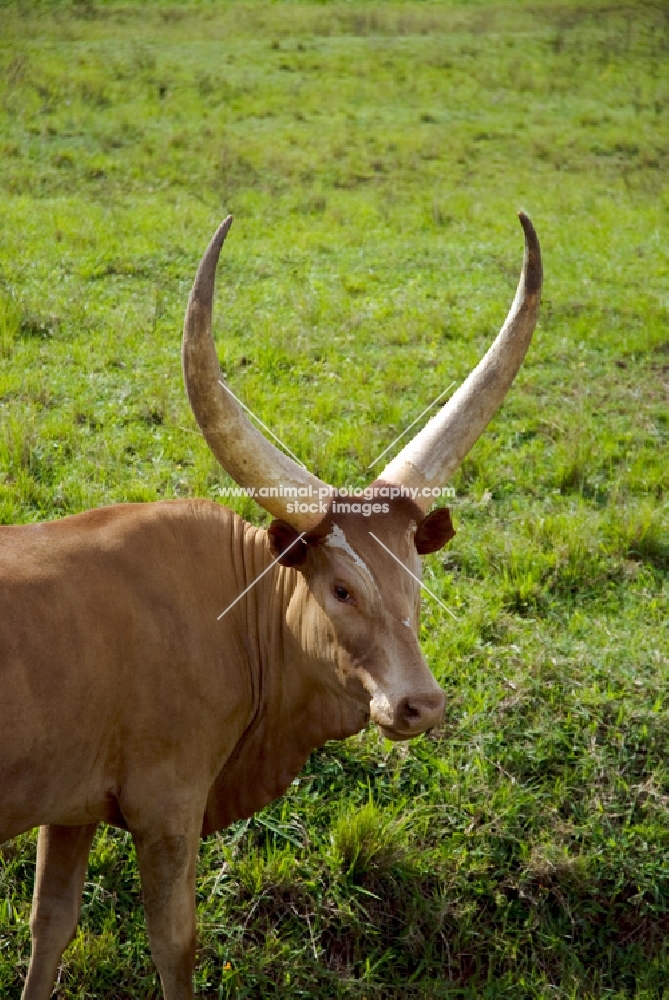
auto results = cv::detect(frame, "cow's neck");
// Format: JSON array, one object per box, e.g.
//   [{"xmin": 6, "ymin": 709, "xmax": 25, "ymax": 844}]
[{"xmin": 202, "ymin": 521, "xmax": 366, "ymax": 835}]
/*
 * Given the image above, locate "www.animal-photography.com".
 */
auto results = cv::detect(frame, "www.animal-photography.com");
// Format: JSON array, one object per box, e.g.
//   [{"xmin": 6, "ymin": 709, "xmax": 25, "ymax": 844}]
[{"xmin": 0, "ymin": 2, "xmax": 667, "ymax": 998}]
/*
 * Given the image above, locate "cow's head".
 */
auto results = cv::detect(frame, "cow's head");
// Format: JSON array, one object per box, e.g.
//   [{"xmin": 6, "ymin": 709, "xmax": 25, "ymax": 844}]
[
  {"xmin": 264, "ymin": 496, "xmax": 454, "ymax": 738},
  {"xmin": 182, "ymin": 214, "xmax": 542, "ymax": 739}
]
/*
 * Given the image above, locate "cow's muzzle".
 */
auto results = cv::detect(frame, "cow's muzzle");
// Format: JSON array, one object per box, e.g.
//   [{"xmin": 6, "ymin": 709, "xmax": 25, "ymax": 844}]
[{"xmin": 376, "ymin": 689, "xmax": 445, "ymax": 741}]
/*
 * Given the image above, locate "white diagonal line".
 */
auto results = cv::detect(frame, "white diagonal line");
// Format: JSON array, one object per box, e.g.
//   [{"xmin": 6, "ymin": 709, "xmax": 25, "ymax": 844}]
[
  {"xmin": 367, "ymin": 381, "xmax": 457, "ymax": 470},
  {"xmin": 218, "ymin": 379, "xmax": 307, "ymax": 469},
  {"xmin": 368, "ymin": 531, "xmax": 457, "ymax": 620},
  {"xmin": 217, "ymin": 533, "xmax": 306, "ymax": 620}
]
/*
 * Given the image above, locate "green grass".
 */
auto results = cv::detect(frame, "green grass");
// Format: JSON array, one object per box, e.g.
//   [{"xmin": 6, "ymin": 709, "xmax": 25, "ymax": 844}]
[{"xmin": 0, "ymin": 1, "xmax": 668, "ymax": 996}]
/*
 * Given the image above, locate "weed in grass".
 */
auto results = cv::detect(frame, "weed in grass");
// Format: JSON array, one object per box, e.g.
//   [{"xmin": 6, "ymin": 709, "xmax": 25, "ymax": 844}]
[{"xmin": 0, "ymin": 294, "xmax": 21, "ymax": 358}]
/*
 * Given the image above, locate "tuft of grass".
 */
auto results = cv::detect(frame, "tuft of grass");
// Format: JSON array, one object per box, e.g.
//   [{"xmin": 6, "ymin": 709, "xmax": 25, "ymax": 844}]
[
  {"xmin": 330, "ymin": 801, "xmax": 409, "ymax": 885},
  {"xmin": 0, "ymin": 295, "xmax": 21, "ymax": 358}
]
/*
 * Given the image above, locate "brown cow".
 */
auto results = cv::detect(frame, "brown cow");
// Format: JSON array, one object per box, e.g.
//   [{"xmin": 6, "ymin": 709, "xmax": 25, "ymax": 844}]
[{"xmin": 0, "ymin": 214, "xmax": 541, "ymax": 999}]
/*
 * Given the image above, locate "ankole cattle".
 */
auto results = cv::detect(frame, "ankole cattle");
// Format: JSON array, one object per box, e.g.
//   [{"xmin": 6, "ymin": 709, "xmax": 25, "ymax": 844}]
[{"xmin": 0, "ymin": 213, "xmax": 541, "ymax": 999}]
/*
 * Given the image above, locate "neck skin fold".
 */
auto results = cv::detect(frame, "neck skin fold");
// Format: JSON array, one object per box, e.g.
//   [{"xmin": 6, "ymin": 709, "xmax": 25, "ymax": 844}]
[{"xmin": 202, "ymin": 521, "xmax": 367, "ymax": 835}]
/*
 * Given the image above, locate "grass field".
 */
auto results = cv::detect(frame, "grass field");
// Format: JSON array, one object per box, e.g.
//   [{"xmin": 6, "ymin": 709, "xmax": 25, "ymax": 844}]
[{"xmin": 0, "ymin": 1, "xmax": 668, "ymax": 996}]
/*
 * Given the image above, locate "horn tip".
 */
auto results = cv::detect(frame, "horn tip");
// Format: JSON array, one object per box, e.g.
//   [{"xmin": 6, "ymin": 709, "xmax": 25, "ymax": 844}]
[
  {"xmin": 517, "ymin": 210, "xmax": 542, "ymax": 297},
  {"xmin": 189, "ymin": 217, "xmax": 234, "ymax": 306},
  {"xmin": 215, "ymin": 215, "xmax": 234, "ymax": 243},
  {"xmin": 516, "ymin": 209, "xmax": 535, "ymax": 240}
]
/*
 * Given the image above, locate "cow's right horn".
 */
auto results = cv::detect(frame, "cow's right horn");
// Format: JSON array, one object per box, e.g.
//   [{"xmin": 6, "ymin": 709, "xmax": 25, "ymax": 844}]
[{"xmin": 183, "ymin": 217, "xmax": 332, "ymax": 531}]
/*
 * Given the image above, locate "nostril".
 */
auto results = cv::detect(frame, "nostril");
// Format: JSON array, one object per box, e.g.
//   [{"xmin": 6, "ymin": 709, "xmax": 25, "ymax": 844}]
[{"xmin": 397, "ymin": 692, "xmax": 445, "ymax": 730}]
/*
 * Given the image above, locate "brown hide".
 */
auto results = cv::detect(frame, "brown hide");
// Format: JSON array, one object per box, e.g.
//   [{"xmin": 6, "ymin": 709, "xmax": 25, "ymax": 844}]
[
  {"xmin": 0, "ymin": 499, "xmax": 264, "ymax": 843},
  {"xmin": 0, "ymin": 496, "xmax": 446, "ymax": 845},
  {"xmin": 3, "ymin": 497, "xmax": 447, "ymax": 1000},
  {"xmin": 0, "ymin": 499, "xmax": 449, "ymax": 1000},
  {"xmin": 2, "ymin": 499, "xmax": 447, "ymax": 1000}
]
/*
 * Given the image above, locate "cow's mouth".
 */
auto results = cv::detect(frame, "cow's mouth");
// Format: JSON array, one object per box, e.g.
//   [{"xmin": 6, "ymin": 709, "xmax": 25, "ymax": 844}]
[{"xmin": 378, "ymin": 724, "xmax": 422, "ymax": 742}]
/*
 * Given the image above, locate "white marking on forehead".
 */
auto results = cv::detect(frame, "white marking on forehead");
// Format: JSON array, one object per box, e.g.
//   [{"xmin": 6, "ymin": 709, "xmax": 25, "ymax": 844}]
[
  {"xmin": 325, "ymin": 524, "xmax": 375, "ymax": 583},
  {"xmin": 402, "ymin": 617, "xmax": 411, "ymax": 629}
]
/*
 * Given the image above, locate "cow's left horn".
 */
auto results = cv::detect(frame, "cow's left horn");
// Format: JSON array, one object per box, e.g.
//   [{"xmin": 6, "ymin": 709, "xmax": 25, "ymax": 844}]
[
  {"xmin": 378, "ymin": 213, "xmax": 542, "ymax": 510},
  {"xmin": 183, "ymin": 217, "xmax": 332, "ymax": 531}
]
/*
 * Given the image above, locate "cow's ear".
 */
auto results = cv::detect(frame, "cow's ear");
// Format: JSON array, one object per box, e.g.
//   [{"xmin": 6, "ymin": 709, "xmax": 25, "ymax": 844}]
[
  {"xmin": 415, "ymin": 508, "xmax": 455, "ymax": 554},
  {"xmin": 268, "ymin": 519, "xmax": 308, "ymax": 567}
]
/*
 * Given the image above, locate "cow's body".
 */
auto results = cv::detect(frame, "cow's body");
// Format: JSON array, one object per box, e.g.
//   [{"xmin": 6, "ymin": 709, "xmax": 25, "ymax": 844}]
[
  {"xmin": 0, "ymin": 498, "xmax": 370, "ymax": 845},
  {"xmin": 1, "ymin": 493, "xmax": 450, "ymax": 1000},
  {"xmin": 0, "ymin": 214, "xmax": 541, "ymax": 999}
]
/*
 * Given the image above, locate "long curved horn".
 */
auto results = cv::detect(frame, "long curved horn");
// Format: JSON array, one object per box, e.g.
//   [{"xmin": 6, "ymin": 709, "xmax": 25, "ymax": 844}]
[
  {"xmin": 378, "ymin": 213, "xmax": 542, "ymax": 512},
  {"xmin": 182, "ymin": 217, "xmax": 332, "ymax": 531}
]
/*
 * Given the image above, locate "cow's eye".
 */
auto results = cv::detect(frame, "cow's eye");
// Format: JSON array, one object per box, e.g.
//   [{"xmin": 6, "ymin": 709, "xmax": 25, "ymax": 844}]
[{"xmin": 334, "ymin": 584, "xmax": 352, "ymax": 603}]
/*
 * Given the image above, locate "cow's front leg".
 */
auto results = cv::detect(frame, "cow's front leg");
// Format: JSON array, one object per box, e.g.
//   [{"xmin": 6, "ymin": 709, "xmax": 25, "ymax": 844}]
[
  {"xmin": 133, "ymin": 819, "xmax": 201, "ymax": 1000},
  {"xmin": 22, "ymin": 823, "xmax": 98, "ymax": 1000}
]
